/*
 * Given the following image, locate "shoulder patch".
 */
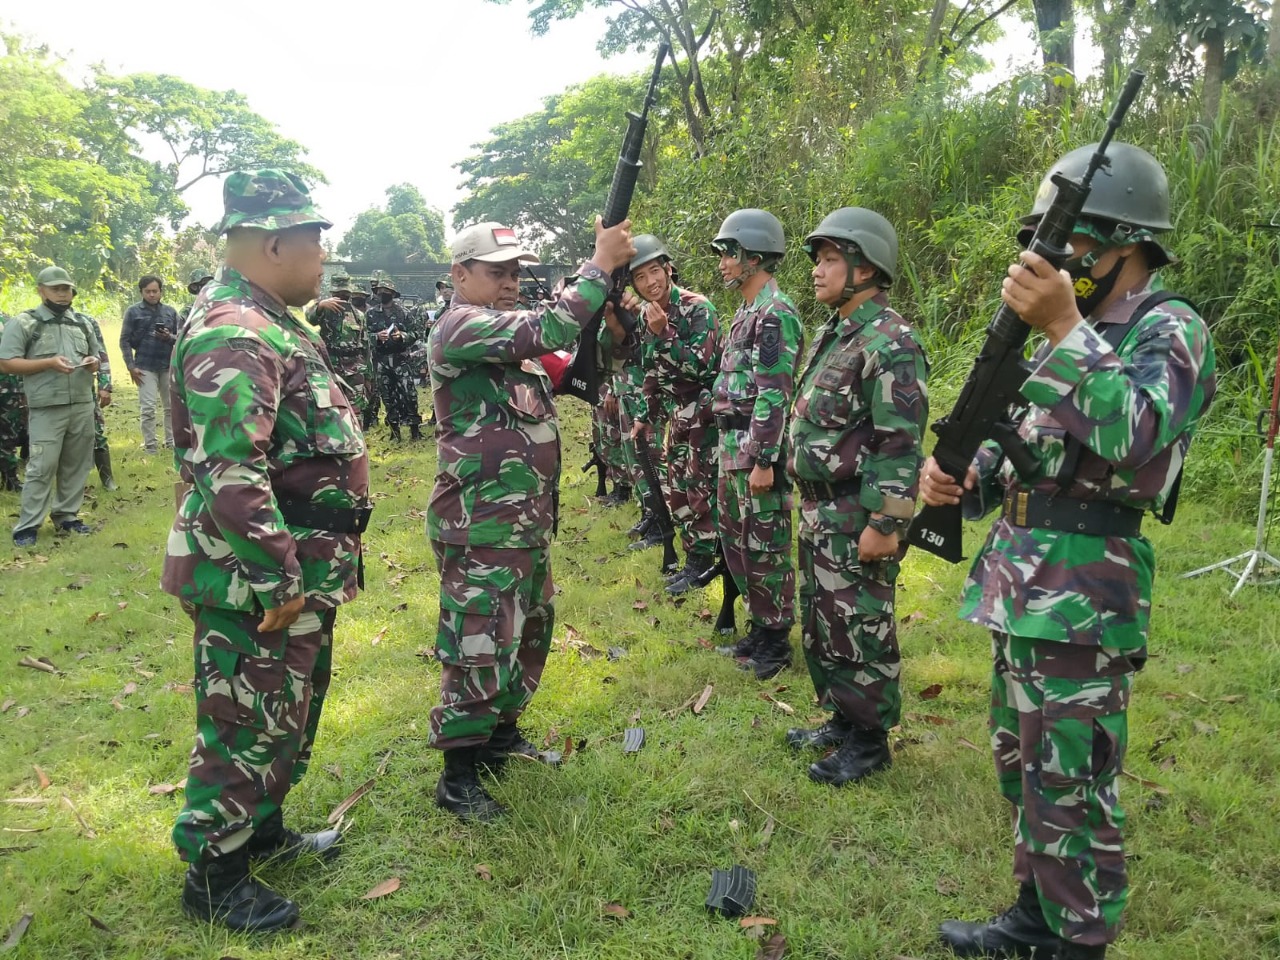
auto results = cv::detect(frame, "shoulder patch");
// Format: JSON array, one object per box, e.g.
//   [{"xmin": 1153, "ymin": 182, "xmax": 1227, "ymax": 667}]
[
  {"xmin": 759, "ymin": 315, "xmax": 781, "ymax": 368},
  {"xmin": 225, "ymin": 337, "xmax": 260, "ymax": 352}
]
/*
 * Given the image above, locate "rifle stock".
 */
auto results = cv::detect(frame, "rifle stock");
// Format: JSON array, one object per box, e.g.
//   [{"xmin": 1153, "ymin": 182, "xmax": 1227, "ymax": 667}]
[
  {"xmin": 634, "ymin": 431, "xmax": 680, "ymax": 575},
  {"xmin": 563, "ymin": 43, "xmax": 669, "ymax": 406},
  {"xmin": 907, "ymin": 69, "xmax": 1146, "ymax": 563}
]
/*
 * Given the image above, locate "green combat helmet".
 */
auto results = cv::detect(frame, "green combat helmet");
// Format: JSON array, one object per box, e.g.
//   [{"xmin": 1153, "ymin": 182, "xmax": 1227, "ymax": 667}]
[
  {"xmin": 803, "ymin": 207, "xmax": 897, "ymax": 307},
  {"xmin": 1020, "ymin": 141, "xmax": 1174, "ymax": 267},
  {"xmin": 711, "ymin": 209, "xmax": 785, "ymax": 287},
  {"xmin": 215, "ymin": 168, "xmax": 333, "ymax": 235},
  {"xmin": 629, "ymin": 234, "xmax": 671, "ymax": 272},
  {"xmin": 187, "ymin": 268, "xmax": 214, "ymax": 294},
  {"xmin": 36, "ymin": 265, "xmax": 76, "ymax": 290}
]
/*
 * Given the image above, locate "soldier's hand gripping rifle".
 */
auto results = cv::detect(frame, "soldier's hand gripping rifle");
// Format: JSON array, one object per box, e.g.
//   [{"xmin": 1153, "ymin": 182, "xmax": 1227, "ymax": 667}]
[
  {"xmin": 906, "ymin": 70, "xmax": 1146, "ymax": 564},
  {"xmin": 634, "ymin": 430, "xmax": 680, "ymax": 575},
  {"xmin": 582, "ymin": 447, "xmax": 609, "ymax": 498},
  {"xmin": 562, "ymin": 43, "xmax": 669, "ymax": 405}
]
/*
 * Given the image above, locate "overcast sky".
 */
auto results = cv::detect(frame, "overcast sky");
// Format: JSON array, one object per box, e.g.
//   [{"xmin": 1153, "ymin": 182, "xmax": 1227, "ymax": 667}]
[
  {"xmin": 4, "ymin": 0, "xmax": 647, "ymax": 239},
  {"xmin": 5, "ymin": 2, "xmax": 1078, "ymax": 244}
]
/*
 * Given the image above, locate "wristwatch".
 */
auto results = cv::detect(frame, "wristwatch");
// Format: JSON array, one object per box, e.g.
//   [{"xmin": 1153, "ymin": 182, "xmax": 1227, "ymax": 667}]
[
  {"xmin": 754, "ymin": 457, "xmax": 772, "ymax": 470},
  {"xmin": 866, "ymin": 513, "xmax": 901, "ymax": 536}
]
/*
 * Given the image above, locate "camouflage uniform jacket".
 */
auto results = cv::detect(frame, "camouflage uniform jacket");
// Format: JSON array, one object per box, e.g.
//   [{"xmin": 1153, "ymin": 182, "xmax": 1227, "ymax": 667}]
[
  {"xmin": 0, "ymin": 313, "xmax": 26, "ymax": 402},
  {"xmin": 428, "ymin": 262, "xmax": 610, "ymax": 549},
  {"xmin": 960, "ymin": 277, "xmax": 1216, "ymax": 651},
  {"xmin": 306, "ymin": 298, "xmax": 369, "ymax": 370},
  {"xmin": 0, "ymin": 305, "xmax": 108, "ymax": 407},
  {"xmin": 788, "ymin": 295, "xmax": 928, "ymax": 535},
  {"xmin": 640, "ymin": 285, "xmax": 721, "ymax": 425},
  {"xmin": 367, "ymin": 301, "xmax": 421, "ymax": 360},
  {"xmin": 597, "ymin": 312, "xmax": 651, "ymax": 422},
  {"xmin": 161, "ymin": 266, "xmax": 370, "ymax": 614},
  {"xmin": 711, "ymin": 278, "xmax": 804, "ymax": 471}
]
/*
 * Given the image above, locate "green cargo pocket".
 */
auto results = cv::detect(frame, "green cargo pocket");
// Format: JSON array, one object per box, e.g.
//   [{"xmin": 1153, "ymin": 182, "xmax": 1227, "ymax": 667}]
[
  {"xmin": 436, "ymin": 586, "xmax": 502, "ymax": 668},
  {"xmin": 1040, "ymin": 678, "xmax": 1128, "ymax": 791}
]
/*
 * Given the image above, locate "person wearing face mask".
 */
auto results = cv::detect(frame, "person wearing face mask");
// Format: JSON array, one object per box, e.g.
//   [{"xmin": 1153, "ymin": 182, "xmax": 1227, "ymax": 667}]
[
  {"xmin": 920, "ymin": 143, "xmax": 1216, "ymax": 960},
  {"xmin": 366, "ymin": 276, "xmax": 424, "ymax": 440},
  {"xmin": 0, "ymin": 266, "xmax": 107, "ymax": 546}
]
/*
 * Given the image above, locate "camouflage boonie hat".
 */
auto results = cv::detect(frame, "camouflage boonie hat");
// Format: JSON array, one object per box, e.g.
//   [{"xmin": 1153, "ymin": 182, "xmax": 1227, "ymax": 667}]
[
  {"xmin": 373, "ymin": 276, "xmax": 400, "ymax": 295},
  {"xmin": 451, "ymin": 222, "xmax": 540, "ymax": 265},
  {"xmin": 329, "ymin": 274, "xmax": 353, "ymax": 294},
  {"xmin": 187, "ymin": 268, "xmax": 215, "ymax": 286},
  {"xmin": 436, "ymin": 275, "xmax": 454, "ymax": 291},
  {"xmin": 216, "ymin": 169, "xmax": 333, "ymax": 234},
  {"xmin": 36, "ymin": 265, "xmax": 75, "ymax": 290}
]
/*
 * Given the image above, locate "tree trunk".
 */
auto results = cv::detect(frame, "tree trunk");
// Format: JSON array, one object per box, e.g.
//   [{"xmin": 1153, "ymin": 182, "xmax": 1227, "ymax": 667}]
[
  {"xmin": 1033, "ymin": 0, "xmax": 1075, "ymax": 107},
  {"xmin": 1268, "ymin": 2, "xmax": 1280, "ymax": 69},
  {"xmin": 916, "ymin": 0, "xmax": 950, "ymax": 80},
  {"xmin": 1093, "ymin": 0, "xmax": 1136, "ymax": 92},
  {"xmin": 1202, "ymin": 27, "xmax": 1225, "ymax": 126}
]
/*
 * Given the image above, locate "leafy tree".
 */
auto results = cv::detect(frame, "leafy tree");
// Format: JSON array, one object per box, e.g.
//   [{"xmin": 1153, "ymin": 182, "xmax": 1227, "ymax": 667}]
[
  {"xmin": 338, "ymin": 184, "xmax": 448, "ymax": 266},
  {"xmin": 1156, "ymin": 0, "xmax": 1267, "ymax": 123}
]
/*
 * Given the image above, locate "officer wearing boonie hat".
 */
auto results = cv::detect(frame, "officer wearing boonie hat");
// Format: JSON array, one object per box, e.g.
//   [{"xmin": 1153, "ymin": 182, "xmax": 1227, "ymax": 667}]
[{"xmin": 163, "ymin": 169, "xmax": 367, "ymax": 933}]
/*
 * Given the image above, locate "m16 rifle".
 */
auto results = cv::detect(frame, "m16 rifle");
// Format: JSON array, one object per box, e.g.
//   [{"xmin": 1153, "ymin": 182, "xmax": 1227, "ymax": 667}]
[
  {"xmin": 562, "ymin": 42, "xmax": 668, "ymax": 405},
  {"xmin": 907, "ymin": 69, "xmax": 1146, "ymax": 564}
]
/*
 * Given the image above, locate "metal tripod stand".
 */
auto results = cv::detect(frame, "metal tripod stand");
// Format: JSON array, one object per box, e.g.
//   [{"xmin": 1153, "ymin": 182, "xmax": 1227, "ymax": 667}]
[{"xmin": 1182, "ymin": 329, "xmax": 1280, "ymax": 596}]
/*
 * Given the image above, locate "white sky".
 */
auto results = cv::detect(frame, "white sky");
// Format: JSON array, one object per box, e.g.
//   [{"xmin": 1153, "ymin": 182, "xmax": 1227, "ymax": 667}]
[
  {"xmin": 3, "ymin": 0, "xmax": 645, "ymax": 240},
  {"xmin": 4, "ymin": 2, "xmax": 1096, "ymax": 244}
]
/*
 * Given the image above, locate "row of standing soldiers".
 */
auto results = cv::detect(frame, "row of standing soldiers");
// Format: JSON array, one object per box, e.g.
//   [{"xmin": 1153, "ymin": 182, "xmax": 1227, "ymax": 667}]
[{"xmin": 304, "ymin": 275, "xmax": 453, "ymax": 440}]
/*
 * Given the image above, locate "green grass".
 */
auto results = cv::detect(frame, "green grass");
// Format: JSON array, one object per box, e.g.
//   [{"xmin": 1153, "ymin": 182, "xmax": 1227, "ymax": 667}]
[{"xmin": 1, "ymin": 310, "xmax": 1279, "ymax": 959}]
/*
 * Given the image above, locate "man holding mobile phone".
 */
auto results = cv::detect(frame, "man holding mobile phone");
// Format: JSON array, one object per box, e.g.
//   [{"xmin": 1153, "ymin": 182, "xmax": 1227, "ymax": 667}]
[{"xmin": 120, "ymin": 274, "xmax": 179, "ymax": 454}]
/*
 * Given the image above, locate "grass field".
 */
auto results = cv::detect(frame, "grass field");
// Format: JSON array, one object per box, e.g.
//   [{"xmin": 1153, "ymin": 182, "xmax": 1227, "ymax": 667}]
[{"xmin": 1, "ymin": 311, "xmax": 1278, "ymax": 959}]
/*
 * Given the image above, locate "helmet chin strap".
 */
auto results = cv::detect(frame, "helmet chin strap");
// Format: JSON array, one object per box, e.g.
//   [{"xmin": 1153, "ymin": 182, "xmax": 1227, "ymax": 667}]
[{"xmin": 832, "ymin": 247, "xmax": 878, "ymax": 309}]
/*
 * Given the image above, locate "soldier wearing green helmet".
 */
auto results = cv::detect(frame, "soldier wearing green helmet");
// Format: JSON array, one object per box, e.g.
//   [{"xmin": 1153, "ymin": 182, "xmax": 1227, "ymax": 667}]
[
  {"xmin": 708, "ymin": 208, "xmax": 804, "ymax": 680},
  {"xmin": 623, "ymin": 233, "xmax": 724, "ymax": 592},
  {"xmin": 923, "ymin": 143, "xmax": 1216, "ymax": 960},
  {"xmin": 783, "ymin": 207, "xmax": 928, "ymax": 788},
  {"xmin": 0, "ymin": 265, "xmax": 109, "ymax": 546}
]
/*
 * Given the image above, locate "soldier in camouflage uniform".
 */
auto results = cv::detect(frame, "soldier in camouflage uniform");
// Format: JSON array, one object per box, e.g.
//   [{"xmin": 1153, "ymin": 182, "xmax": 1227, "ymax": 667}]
[
  {"xmin": 783, "ymin": 208, "xmax": 928, "ymax": 787},
  {"xmin": 306, "ymin": 275, "xmax": 373, "ymax": 423},
  {"xmin": 366, "ymin": 276, "xmax": 424, "ymax": 440},
  {"xmin": 348, "ymin": 282, "xmax": 379, "ymax": 427},
  {"xmin": 428, "ymin": 218, "xmax": 634, "ymax": 822},
  {"xmin": 0, "ymin": 312, "xmax": 26, "ymax": 492},
  {"xmin": 180, "ymin": 269, "xmax": 215, "ymax": 327},
  {"xmin": 627, "ymin": 235, "xmax": 723, "ymax": 593},
  {"xmin": 709, "ymin": 209, "xmax": 804, "ymax": 679},
  {"xmin": 162, "ymin": 170, "xmax": 370, "ymax": 932},
  {"xmin": 0, "ymin": 266, "xmax": 109, "ymax": 546},
  {"xmin": 81, "ymin": 312, "xmax": 118, "ymax": 492},
  {"xmin": 923, "ymin": 145, "xmax": 1216, "ymax": 960}
]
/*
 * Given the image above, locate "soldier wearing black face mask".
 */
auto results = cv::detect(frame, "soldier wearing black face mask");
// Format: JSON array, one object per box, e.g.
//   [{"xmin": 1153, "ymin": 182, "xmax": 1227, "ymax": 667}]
[{"xmin": 366, "ymin": 276, "xmax": 424, "ymax": 441}]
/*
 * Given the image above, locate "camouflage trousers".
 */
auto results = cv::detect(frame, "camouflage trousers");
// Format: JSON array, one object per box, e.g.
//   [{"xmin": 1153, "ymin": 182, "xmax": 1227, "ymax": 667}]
[
  {"xmin": 616, "ymin": 402, "xmax": 668, "ymax": 502},
  {"xmin": 333, "ymin": 355, "xmax": 373, "ymax": 420},
  {"xmin": 797, "ymin": 530, "xmax": 901, "ymax": 732},
  {"xmin": 429, "ymin": 541, "xmax": 555, "ymax": 749},
  {"xmin": 173, "ymin": 605, "xmax": 336, "ymax": 862},
  {"xmin": 665, "ymin": 408, "xmax": 718, "ymax": 563},
  {"xmin": 592, "ymin": 387, "xmax": 626, "ymax": 484},
  {"xmin": 374, "ymin": 356, "xmax": 420, "ymax": 427},
  {"xmin": 990, "ymin": 632, "xmax": 1139, "ymax": 946},
  {"xmin": 0, "ymin": 392, "xmax": 25, "ymax": 483},
  {"xmin": 717, "ymin": 468, "xmax": 794, "ymax": 629}
]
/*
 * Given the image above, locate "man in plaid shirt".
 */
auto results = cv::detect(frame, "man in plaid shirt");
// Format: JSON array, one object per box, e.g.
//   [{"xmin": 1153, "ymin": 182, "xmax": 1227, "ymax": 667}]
[{"xmin": 120, "ymin": 274, "xmax": 179, "ymax": 453}]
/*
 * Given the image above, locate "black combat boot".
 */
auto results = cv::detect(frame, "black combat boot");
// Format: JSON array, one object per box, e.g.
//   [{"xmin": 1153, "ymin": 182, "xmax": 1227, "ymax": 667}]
[
  {"xmin": 738, "ymin": 626, "xmax": 792, "ymax": 680},
  {"xmin": 628, "ymin": 525, "xmax": 666, "ymax": 552},
  {"xmin": 389, "ymin": 423, "xmax": 402, "ymax": 441},
  {"xmin": 409, "ymin": 422, "xmax": 423, "ymax": 440},
  {"xmin": 714, "ymin": 623, "xmax": 763, "ymax": 658},
  {"xmin": 808, "ymin": 728, "xmax": 891, "ymax": 785},
  {"xmin": 602, "ymin": 483, "xmax": 632, "ymax": 507},
  {"xmin": 939, "ymin": 882, "xmax": 1061, "ymax": 957},
  {"xmin": 665, "ymin": 554, "xmax": 716, "ymax": 595},
  {"xmin": 94, "ymin": 446, "xmax": 119, "ymax": 492},
  {"xmin": 246, "ymin": 809, "xmax": 342, "ymax": 864},
  {"xmin": 181, "ymin": 845, "xmax": 299, "ymax": 932},
  {"xmin": 477, "ymin": 723, "xmax": 545, "ymax": 773},
  {"xmin": 436, "ymin": 747, "xmax": 505, "ymax": 822},
  {"xmin": 0, "ymin": 468, "xmax": 20, "ymax": 492},
  {"xmin": 785, "ymin": 712, "xmax": 854, "ymax": 752},
  {"xmin": 1055, "ymin": 943, "xmax": 1105, "ymax": 960},
  {"xmin": 629, "ymin": 510, "xmax": 655, "ymax": 539}
]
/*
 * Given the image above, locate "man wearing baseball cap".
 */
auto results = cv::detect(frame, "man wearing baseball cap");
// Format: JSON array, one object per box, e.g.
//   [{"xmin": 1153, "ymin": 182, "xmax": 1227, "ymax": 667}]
[
  {"xmin": 163, "ymin": 169, "xmax": 371, "ymax": 932},
  {"xmin": 426, "ymin": 217, "xmax": 634, "ymax": 822}
]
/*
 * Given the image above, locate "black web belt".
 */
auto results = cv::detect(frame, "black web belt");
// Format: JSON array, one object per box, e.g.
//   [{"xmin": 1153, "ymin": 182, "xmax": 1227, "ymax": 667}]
[
  {"xmin": 277, "ymin": 496, "xmax": 374, "ymax": 535},
  {"xmin": 714, "ymin": 412, "xmax": 751, "ymax": 431},
  {"xmin": 1002, "ymin": 489, "xmax": 1142, "ymax": 538},
  {"xmin": 795, "ymin": 476, "xmax": 862, "ymax": 502}
]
